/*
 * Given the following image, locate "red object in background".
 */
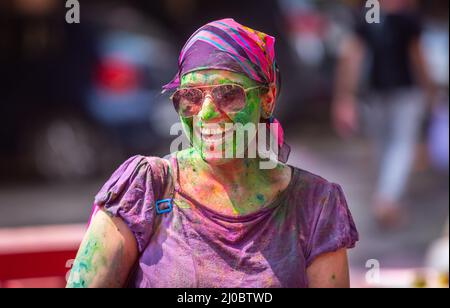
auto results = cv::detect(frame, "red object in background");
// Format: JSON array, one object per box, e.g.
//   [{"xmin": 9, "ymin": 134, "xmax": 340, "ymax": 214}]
[
  {"xmin": 0, "ymin": 250, "xmax": 77, "ymax": 281},
  {"xmin": 286, "ymin": 11, "xmax": 328, "ymax": 38},
  {"xmin": 95, "ymin": 58, "xmax": 140, "ymax": 93},
  {"xmin": 0, "ymin": 224, "xmax": 84, "ymax": 288}
]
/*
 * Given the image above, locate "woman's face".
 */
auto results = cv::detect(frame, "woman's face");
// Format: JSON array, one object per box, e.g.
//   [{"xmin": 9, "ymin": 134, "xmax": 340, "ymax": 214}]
[{"xmin": 178, "ymin": 69, "xmax": 265, "ymax": 165}]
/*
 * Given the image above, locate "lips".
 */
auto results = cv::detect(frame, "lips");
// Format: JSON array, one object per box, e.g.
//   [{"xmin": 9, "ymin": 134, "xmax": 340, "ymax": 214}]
[{"xmin": 194, "ymin": 125, "xmax": 234, "ymax": 142}]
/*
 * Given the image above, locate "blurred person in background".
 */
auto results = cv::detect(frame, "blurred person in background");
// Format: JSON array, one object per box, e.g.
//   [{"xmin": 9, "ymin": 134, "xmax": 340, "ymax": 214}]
[{"xmin": 332, "ymin": 0, "xmax": 437, "ymax": 227}]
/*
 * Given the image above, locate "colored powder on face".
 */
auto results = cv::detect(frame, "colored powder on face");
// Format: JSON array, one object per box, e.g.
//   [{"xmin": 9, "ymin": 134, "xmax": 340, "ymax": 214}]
[
  {"xmin": 179, "ymin": 71, "xmax": 263, "ymax": 160},
  {"xmin": 232, "ymin": 95, "xmax": 259, "ymax": 125},
  {"xmin": 201, "ymin": 105, "xmax": 220, "ymax": 121}
]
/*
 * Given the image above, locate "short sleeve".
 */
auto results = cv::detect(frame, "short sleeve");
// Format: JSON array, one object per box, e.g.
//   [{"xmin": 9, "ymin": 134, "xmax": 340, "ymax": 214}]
[
  {"xmin": 93, "ymin": 155, "xmax": 171, "ymax": 252},
  {"xmin": 305, "ymin": 183, "xmax": 359, "ymax": 267}
]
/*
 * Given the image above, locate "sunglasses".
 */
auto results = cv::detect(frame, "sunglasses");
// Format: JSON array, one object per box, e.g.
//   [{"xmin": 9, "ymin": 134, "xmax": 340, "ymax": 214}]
[{"xmin": 171, "ymin": 84, "xmax": 267, "ymax": 117}]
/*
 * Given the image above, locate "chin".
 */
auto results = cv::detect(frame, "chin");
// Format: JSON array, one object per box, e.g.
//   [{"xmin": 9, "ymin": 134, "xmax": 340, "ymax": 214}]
[
  {"xmin": 203, "ymin": 154, "xmax": 239, "ymax": 166},
  {"xmin": 195, "ymin": 141, "xmax": 231, "ymax": 165},
  {"xmin": 193, "ymin": 133, "xmax": 256, "ymax": 165},
  {"xmin": 199, "ymin": 147, "xmax": 231, "ymax": 166}
]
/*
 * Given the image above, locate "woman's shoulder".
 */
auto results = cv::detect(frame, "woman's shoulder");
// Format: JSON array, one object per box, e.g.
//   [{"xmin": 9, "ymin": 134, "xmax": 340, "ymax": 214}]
[
  {"xmin": 94, "ymin": 154, "xmax": 172, "ymax": 207},
  {"xmin": 92, "ymin": 154, "xmax": 174, "ymax": 252},
  {"xmin": 286, "ymin": 165, "xmax": 352, "ymax": 224},
  {"xmin": 109, "ymin": 154, "xmax": 171, "ymax": 183},
  {"xmin": 287, "ymin": 165, "xmax": 359, "ymax": 266},
  {"xmin": 288, "ymin": 165, "xmax": 341, "ymax": 197},
  {"xmin": 109, "ymin": 154, "xmax": 170, "ymax": 175}
]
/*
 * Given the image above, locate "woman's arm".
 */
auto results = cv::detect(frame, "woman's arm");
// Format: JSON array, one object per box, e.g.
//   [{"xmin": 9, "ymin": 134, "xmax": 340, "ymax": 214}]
[
  {"xmin": 306, "ymin": 248, "xmax": 350, "ymax": 288},
  {"xmin": 409, "ymin": 38, "xmax": 437, "ymax": 106},
  {"xmin": 332, "ymin": 35, "xmax": 365, "ymax": 139},
  {"xmin": 66, "ymin": 209, "xmax": 138, "ymax": 288}
]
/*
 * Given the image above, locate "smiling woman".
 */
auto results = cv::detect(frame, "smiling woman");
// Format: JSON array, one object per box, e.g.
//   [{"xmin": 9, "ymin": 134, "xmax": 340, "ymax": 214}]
[
  {"xmin": 176, "ymin": 70, "xmax": 271, "ymax": 165},
  {"xmin": 67, "ymin": 18, "xmax": 358, "ymax": 288}
]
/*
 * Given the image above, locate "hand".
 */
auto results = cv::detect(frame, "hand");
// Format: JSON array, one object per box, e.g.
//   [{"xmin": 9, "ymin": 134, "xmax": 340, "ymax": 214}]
[{"xmin": 331, "ymin": 96, "xmax": 359, "ymax": 139}]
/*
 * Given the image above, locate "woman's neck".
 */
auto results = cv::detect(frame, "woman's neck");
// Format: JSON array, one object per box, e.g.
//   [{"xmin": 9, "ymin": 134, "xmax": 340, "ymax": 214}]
[
  {"xmin": 186, "ymin": 149, "xmax": 269, "ymax": 188},
  {"xmin": 176, "ymin": 148, "xmax": 292, "ymax": 216}
]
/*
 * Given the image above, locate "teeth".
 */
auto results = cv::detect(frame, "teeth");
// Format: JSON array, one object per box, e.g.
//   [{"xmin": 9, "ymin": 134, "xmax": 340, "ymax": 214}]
[
  {"xmin": 200, "ymin": 125, "xmax": 234, "ymax": 136},
  {"xmin": 202, "ymin": 128, "xmax": 221, "ymax": 135}
]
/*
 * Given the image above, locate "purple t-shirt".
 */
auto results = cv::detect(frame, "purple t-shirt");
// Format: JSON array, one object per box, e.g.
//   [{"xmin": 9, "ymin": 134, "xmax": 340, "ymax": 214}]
[{"xmin": 93, "ymin": 154, "xmax": 358, "ymax": 288}]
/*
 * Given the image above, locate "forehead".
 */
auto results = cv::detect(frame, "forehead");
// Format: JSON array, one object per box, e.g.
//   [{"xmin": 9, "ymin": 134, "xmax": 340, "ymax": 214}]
[{"xmin": 180, "ymin": 70, "xmax": 255, "ymax": 87}]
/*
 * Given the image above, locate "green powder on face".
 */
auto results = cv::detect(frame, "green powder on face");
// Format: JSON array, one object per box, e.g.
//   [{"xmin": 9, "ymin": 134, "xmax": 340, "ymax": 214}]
[
  {"xmin": 201, "ymin": 104, "xmax": 220, "ymax": 120},
  {"xmin": 180, "ymin": 70, "xmax": 262, "ymax": 146}
]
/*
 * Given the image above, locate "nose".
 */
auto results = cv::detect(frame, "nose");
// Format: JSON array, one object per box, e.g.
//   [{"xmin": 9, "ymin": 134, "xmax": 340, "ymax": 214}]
[{"xmin": 197, "ymin": 94, "xmax": 221, "ymax": 121}]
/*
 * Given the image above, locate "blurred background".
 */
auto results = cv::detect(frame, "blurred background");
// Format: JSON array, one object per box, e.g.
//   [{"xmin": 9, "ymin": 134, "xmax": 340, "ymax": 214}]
[{"xmin": 0, "ymin": 0, "xmax": 448, "ymax": 288}]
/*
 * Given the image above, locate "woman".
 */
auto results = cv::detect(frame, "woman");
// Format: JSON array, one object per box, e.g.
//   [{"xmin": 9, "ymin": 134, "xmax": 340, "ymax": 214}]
[{"xmin": 67, "ymin": 18, "xmax": 358, "ymax": 288}]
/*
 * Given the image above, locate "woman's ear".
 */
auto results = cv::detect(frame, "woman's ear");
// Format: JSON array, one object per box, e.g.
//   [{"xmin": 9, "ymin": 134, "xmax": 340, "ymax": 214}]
[{"xmin": 260, "ymin": 84, "xmax": 277, "ymax": 119}]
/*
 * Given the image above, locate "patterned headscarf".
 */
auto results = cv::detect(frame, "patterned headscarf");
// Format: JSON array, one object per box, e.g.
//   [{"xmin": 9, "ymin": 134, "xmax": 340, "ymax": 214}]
[
  {"xmin": 163, "ymin": 18, "xmax": 290, "ymax": 163},
  {"xmin": 162, "ymin": 18, "xmax": 278, "ymax": 92}
]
